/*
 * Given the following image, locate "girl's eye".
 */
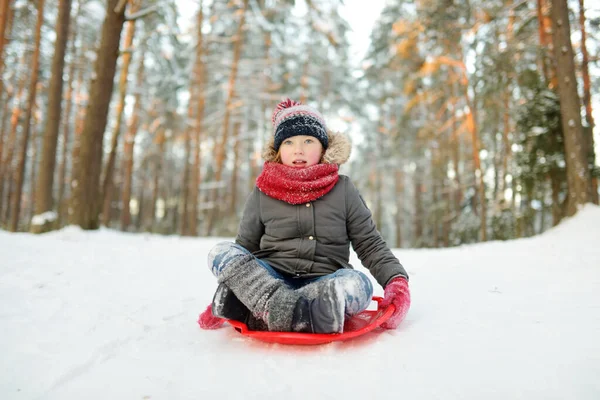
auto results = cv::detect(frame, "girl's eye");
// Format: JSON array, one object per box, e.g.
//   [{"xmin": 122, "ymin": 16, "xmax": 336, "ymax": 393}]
[
  {"xmin": 283, "ymin": 140, "xmax": 293, "ymax": 145},
  {"xmin": 305, "ymin": 139, "xmax": 313, "ymax": 144}
]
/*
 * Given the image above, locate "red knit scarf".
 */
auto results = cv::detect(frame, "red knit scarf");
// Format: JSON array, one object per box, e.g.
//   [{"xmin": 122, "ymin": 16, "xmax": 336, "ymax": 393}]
[{"xmin": 256, "ymin": 162, "xmax": 339, "ymax": 204}]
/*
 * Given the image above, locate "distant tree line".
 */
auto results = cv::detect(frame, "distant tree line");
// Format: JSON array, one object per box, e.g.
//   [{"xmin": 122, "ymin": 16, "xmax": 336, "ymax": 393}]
[{"xmin": 0, "ymin": 0, "xmax": 597, "ymax": 248}]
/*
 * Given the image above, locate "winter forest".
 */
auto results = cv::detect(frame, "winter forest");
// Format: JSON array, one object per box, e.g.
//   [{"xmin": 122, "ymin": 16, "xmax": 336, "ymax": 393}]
[{"xmin": 0, "ymin": 0, "xmax": 598, "ymax": 247}]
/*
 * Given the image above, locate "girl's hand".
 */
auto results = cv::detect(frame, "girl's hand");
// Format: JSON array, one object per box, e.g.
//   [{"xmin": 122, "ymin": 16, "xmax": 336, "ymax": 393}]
[{"xmin": 380, "ymin": 277, "xmax": 411, "ymax": 329}]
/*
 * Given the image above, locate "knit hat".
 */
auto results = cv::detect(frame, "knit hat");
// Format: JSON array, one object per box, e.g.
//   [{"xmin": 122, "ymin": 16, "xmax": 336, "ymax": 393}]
[{"xmin": 271, "ymin": 98, "xmax": 328, "ymax": 151}]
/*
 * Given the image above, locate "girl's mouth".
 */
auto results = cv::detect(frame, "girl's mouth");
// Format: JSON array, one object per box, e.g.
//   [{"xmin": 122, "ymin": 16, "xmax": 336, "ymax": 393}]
[{"xmin": 293, "ymin": 160, "xmax": 307, "ymax": 166}]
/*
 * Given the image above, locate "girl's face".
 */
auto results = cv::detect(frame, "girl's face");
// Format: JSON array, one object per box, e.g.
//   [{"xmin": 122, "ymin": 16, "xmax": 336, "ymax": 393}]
[{"xmin": 279, "ymin": 135, "xmax": 324, "ymax": 168}]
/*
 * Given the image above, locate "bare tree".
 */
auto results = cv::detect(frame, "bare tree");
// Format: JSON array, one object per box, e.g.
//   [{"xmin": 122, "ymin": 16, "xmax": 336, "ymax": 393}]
[
  {"xmin": 26, "ymin": 113, "xmax": 42, "ymax": 230},
  {"xmin": 68, "ymin": 43, "xmax": 90, "ymax": 213},
  {"xmin": 0, "ymin": 0, "xmax": 14, "ymax": 98},
  {"xmin": 9, "ymin": 0, "xmax": 45, "ymax": 232},
  {"xmin": 0, "ymin": 50, "xmax": 28, "ymax": 223},
  {"xmin": 101, "ymin": 0, "xmax": 141, "ymax": 226},
  {"xmin": 150, "ymin": 128, "xmax": 166, "ymax": 230},
  {"xmin": 179, "ymin": 134, "xmax": 191, "ymax": 235},
  {"xmin": 31, "ymin": 0, "xmax": 73, "ymax": 233},
  {"xmin": 394, "ymin": 168, "xmax": 403, "ymax": 248},
  {"xmin": 578, "ymin": 0, "xmax": 598, "ymax": 204},
  {"xmin": 120, "ymin": 45, "xmax": 145, "ymax": 230},
  {"xmin": 188, "ymin": 0, "xmax": 206, "ymax": 236},
  {"xmin": 0, "ymin": 0, "xmax": 11, "ymax": 61},
  {"xmin": 206, "ymin": 0, "xmax": 249, "ymax": 234},
  {"xmin": 550, "ymin": 0, "xmax": 593, "ymax": 215},
  {"xmin": 56, "ymin": 2, "xmax": 82, "ymax": 225},
  {"xmin": 69, "ymin": 0, "xmax": 127, "ymax": 229}
]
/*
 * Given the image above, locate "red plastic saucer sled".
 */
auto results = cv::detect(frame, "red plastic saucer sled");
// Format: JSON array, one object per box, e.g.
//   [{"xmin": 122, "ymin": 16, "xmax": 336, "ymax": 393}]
[{"xmin": 226, "ymin": 296, "xmax": 395, "ymax": 345}]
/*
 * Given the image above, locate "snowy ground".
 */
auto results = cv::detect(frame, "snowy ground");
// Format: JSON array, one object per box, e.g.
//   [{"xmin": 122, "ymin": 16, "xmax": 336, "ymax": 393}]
[{"xmin": 1, "ymin": 206, "xmax": 600, "ymax": 400}]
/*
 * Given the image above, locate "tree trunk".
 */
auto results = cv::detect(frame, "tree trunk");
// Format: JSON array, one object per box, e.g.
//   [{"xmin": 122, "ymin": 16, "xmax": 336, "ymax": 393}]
[
  {"xmin": 56, "ymin": 4, "xmax": 81, "ymax": 226},
  {"xmin": 537, "ymin": 0, "xmax": 555, "ymax": 85},
  {"xmin": 441, "ymin": 130, "xmax": 451, "ymax": 247},
  {"xmin": 394, "ymin": 168, "xmax": 403, "ymax": 248},
  {"xmin": 492, "ymin": 114, "xmax": 500, "ymax": 202},
  {"xmin": 431, "ymin": 148, "xmax": 440, "ymax": 248},
  {"xmin": 68, "ymin": 47, "xmax": 88, "ymax": 212},
  {"xmin": 501, "ymin": 7, "xmax": 515, "ymax": 198},
  {"xmin": 179, "ymin": 129, "xmax": 191, "ymax": 235},
  {"xmin": 206, "ymin": 0, "xmax": 248, "ymax": 235},
  {"xmin": 374, "ymin": 161, "xmax": 383, "ymax": 233},
  {"xmin": 413, "ymin": 167, "xmax": 423, "ymax": 247},
  {"xmin": 452, "ymin": 134, "xmax": 463, "ymax": 216},
  {"xmin": 101, "ymin": 0, "xmax": 140, "ymax": 226},
  {"xmin": 0, "ymin": 65, "xmax": 22, "ymax": 221},
  {"xmin": 31, "ymin": 0, "xmax": 72, "ymax": 233},
  {"xmin": 150, "ymin": 129, "xmax": 165, "ymax": 231},
  {"xmin": 462, "ymin": 78, "xmax": 487, "ymax": 242},
  {"xmin": 179, "ymin": 17, "xmax": 203, "ymax": 237},
  {"xmin": 120, "ymin": 48, "xmax": 145, "ymax": 230},
  {"xmin": 69, "ymin": 0, "xmax": 126, "ymax": 229},
  {"xmin": 450, "ymin": 87, "xmax": 463, "ymax": 217},
  {"xmin": 250, "ymin": 16, "xmax": 274, "ymax": 191},
  {"xmin": 9, "ymin": 0, "xmax": 45, "ymax": 232},
  {"xmin": 501, "ymin": 87, "xmax": 511, "ymax": 196},
  {"xmin": 0, "ymin": 0, "xmax": 14, "ymax": 99},
  {"xmin": 578, "ymin": 0, "xmax": 598, "ymax": 204},
  {"xmin": 135, "ymin": 163, "xmax": 146, "ymax": 230},
  {"xmin": 27, "ymin": 119, "xmax": 42, "ymax": 230},
  {"xmin": 373, "ymin": 111, "xmax": 384, "ymax": 231},
  {"xmin": 550, "ymin": 170, "xmax": 562, "ymax": 225},
  {"xmin": 460, "ymin": 98, "xmax": 486, "ymax": 240},
  {"xmin": 0, "ymin": 0, "xmax": 11, "ymax": 62},
  {"xmin": 0, "ymin": 91, "xmax": 10, "ymax": 203},
  {"xmin": 0, "ymin": 55, "xmax": 27, "ymax": 223},
  {"xmin": 550, "ymin": 0, "xmax": 593, "ymax": 216},
  {"xmin": 188, "ymin": 0, "xmax": 205, "ymax": 236},
  {"xmin": 229, "ymin": 121, "xmax": 242, "ymax": 216},
  {"xmin": 539, "ymin": 181, "xmax": 547, "ymax": 234}
]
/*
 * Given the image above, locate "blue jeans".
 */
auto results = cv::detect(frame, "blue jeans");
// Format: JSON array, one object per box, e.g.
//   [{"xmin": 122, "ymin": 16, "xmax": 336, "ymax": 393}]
[{"xmin": 208, "ymin": 242, "xmax": 373, "ymax": 316}]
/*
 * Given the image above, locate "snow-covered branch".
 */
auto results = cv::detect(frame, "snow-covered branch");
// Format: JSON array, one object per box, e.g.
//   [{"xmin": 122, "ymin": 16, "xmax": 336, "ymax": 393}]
[{"xmin": 126, "ymin": 3, "xmax": 161, "ymax": 21}]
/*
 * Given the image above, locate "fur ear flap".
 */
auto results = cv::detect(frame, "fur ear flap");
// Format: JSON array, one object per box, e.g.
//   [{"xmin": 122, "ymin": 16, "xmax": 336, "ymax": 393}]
[
  {"xmin": 322, "ymin": 131, "xmax": 352, "ymax": 165},
  {"xmin": 262, "ymin": 131, "xmax": 352, "ymax": 165}
]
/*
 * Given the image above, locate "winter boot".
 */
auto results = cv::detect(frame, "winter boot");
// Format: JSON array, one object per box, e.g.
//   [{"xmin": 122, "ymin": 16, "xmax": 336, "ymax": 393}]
[
  {"xmin": 212, "ymin": 284, "xmax": 268, "ymax": 331},
  {"xmin": 245, "ymin": 313, "xmax": 269, "ymax": 331},
  {"xmin": 290, "ymin": 278, "xmax": 345, "ymax": 333},
  {"xmin": 211, "ymin": 283, "xmax": 250, "ymax": 322}
]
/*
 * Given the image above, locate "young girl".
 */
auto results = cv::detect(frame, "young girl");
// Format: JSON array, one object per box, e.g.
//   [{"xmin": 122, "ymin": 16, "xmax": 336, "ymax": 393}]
[{"xmin": 199, "ymin": 99, "xmax": 410, "ymax": 333}]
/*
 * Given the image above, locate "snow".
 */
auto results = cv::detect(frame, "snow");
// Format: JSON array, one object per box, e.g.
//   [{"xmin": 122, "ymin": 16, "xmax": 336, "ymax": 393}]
[
  {"xmin": 31, "ymin": 211, "xmax": 58, "ymax": 226},
  {"xmin": 1, "ymin": 205, "xmax": 600, "ymax": 399},
  {"xmin": 530, "ymin": 126, "xmax": 546, "ymax": 135}
]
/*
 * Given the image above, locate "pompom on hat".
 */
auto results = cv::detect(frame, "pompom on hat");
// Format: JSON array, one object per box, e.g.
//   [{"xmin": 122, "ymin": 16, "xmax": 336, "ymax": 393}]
[{"xmin": 271, "ymin": 98, "xmax": 328, "ymax": 152}]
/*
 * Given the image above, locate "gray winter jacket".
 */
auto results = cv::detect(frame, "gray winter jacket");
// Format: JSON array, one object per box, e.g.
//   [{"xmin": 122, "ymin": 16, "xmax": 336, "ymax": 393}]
[{"xmin": 235, "ymin": 131, "xmax": 408, "ymax": 288}]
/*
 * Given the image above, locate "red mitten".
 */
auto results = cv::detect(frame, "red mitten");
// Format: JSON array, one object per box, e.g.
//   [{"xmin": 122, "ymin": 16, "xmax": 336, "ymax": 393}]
[
  {"xmin": 380, "ymin": 277, "xmax": 411, "ymax": 330},
  {"xmin": 197, "ymin": 304, "xmax": 225, "ymax": 330}
]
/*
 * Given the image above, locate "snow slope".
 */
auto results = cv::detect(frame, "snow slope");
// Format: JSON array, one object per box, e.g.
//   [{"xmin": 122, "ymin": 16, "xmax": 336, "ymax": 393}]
[{"xmin": 1, "ymin": 205, "xmax": 600, "ymax": 400}]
